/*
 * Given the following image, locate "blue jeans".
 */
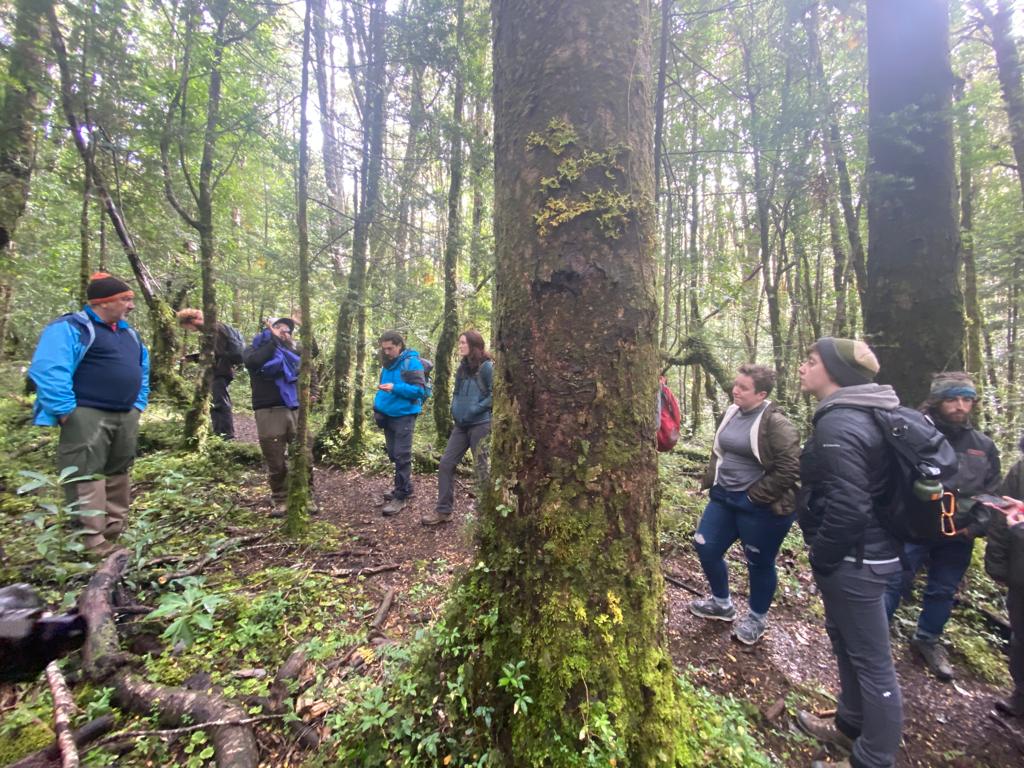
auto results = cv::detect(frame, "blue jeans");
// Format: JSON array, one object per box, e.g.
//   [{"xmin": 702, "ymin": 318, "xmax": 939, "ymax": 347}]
[
  {"xmin": 883, "ymin": 536, "xmax": 975, "ymax": 640},
  {"xmin": 693, "ymin": 485, "xmax": 795, "ymax": 615}
]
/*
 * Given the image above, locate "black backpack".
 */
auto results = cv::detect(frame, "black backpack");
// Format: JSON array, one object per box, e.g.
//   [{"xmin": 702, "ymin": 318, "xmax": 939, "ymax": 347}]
[
  {"xmin": 221, "ymin": 325, "xmax": 245, "ymax": 366},
  {"xmin": 866, "ymin": 406, "xmax": 959, "ymax": 542}
]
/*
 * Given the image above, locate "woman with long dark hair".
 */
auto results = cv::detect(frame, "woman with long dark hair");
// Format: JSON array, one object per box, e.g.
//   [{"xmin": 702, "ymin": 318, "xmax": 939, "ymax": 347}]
[{"xmin": 423, "ymin": 330, "xmax": 493, "ymax": 525}]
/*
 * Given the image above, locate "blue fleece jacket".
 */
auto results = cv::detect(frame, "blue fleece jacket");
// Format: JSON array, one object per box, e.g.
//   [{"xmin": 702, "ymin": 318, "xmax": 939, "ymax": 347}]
[
  {"xmin": 28, "ymin": 306, "xmax": 150, "ymax": 426},
  {"xmin": 373, "ymin": 349, "xmax": 427, "ymax": 417}
]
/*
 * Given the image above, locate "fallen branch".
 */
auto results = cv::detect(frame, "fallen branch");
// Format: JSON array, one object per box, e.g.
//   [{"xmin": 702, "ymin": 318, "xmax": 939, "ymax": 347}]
[
  {"xmin": 310, "ymin": 563, "xmax": 400, "ymax": 579},
  {"xmin": 10, "ymin": 436, "xmax": 53, "ymax": 458},
  {"xmin": 662, "ymin": 570, "xmax": 703, "ymax": 596},
  {"xmin": 96, "ymin": 714, "xmax": 283, "ymax": 744},
  {"xmin": 45, "ymin": 661, "xmax": 79, "ymax": 768},
  {"xmin": 266, "ymin": 648, "xmax": 320, "ymax": 750},
  {"xmin": 156, "ymin": 535, "xmax": 261, "ymax": 584},
  {"xmin": 7, "ymin": 716, "xmax": 115, "ymax": 768},
  {"xmin": 370, "ymin": 587, "xmax": 398, "ymax": 632},
  {"xmin": 79, "ymin": 550, "xmax": 259, "ymax": 768}
]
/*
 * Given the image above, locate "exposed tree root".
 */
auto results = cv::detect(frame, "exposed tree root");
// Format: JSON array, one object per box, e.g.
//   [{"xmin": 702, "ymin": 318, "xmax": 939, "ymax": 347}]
[{"xmin": 78, "ymin": 550, "xmax": 259, "ymax": 768}]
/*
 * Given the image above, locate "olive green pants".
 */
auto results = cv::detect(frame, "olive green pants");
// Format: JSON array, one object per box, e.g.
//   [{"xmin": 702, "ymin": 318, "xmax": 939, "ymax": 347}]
[{"xmin": 57, "ymin": 406, "xmax": 140, "ymax": 550}]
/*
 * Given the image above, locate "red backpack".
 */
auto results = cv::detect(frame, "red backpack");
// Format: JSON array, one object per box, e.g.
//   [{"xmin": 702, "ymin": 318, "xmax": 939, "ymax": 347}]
[{"xmin": 657, "ymin": 382, "xmax": 681, "ymax": 452}]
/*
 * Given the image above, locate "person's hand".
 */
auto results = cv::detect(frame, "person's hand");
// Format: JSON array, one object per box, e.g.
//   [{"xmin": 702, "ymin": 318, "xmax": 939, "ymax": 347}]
[
  {"xmin": 58, "ymin": 411, "xmax": 73, "ymax": 425},
  {"xmin": 378, "ymin": 383, "xmax": 394, "ymax": 392},
  {"xmin": 1003, "ymin": 496, "xmax": 1024, "ymax": 527}
]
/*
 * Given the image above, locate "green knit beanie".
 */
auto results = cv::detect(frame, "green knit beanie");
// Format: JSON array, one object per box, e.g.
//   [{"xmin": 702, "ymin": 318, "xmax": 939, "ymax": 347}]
[{"xmin": 815, "ymin": 337, "xmax": 880, "ymax": 387}]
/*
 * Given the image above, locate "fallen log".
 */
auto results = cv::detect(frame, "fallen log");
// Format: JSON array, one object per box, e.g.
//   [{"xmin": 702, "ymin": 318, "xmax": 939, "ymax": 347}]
[
  {"xmin": 310, "ymin": 563, "xmax": 400, "ymax": 579},
  {"xmin": 370, "ymin": 588, "xmax": 398, "ymax": 633},
  {"xmin": 79, "ymin": 550, "xmax": 259, "ymax": 768}
]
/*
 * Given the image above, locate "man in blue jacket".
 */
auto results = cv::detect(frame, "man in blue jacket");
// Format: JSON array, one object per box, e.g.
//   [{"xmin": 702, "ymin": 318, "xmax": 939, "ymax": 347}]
[
  {"xmin": 28, "ymin": 272, "xmax": 150, "ymax": 555},
  {"xmin": 373, "ymin": 330, "xmax": 428, "ymax": 516}
]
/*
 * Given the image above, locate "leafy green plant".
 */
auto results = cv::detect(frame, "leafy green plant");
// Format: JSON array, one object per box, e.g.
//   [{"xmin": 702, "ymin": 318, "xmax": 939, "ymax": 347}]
[
  {"xmin": 497, "ymin": 660, "xmax": 533, "ymax": 716},
  {"xmin": 16, "ymin": 466, "xmax": 103, "ymax": 584},
  {"xmin": 146, "ymin": 577, "xmax": 227, "ymax": 649}
]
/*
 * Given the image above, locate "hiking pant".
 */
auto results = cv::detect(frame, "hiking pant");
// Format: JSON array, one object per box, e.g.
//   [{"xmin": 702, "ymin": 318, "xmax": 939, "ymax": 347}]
[
  {"xmin": 1010, "ymin": 586, "xmax": 1024, "ymax": 703},
  {"xmin": 694, "ymin": 485, "xmax": 795, "ymax": 615},
  {"xmin": 210, "ymin": 374, "xmax": 235, "ymax": 439},
  {"xmin": 380, "ymin": 414, "xmax": 416, "ymax": 500},
  {"xmin": 815, "ymin": 560, "xmax": 903, "ymax": 768},
  {"xmin": 436, "ymin": 421, "xmax": 490, "ymax": 514},
  {"xmin": 255, "ymin": 406, "xmax": 299, "ymax": 504},
  {"xmin": 57, "ymin": 406, "xmax": 140, "ymax": 550},
  {"xmin": 883, "ymin": 536, "xmax": 974, "ymax": 640}
]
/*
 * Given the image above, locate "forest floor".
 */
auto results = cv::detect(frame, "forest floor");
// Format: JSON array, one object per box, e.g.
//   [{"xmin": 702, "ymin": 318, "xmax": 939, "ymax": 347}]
[
  {"xmin": 2, "ymin": 401, "xmax": 1023, "ymax": 766},
  {"xmin": 236, "ymin": 412, "xmax": 1024, "ymax": 767}
]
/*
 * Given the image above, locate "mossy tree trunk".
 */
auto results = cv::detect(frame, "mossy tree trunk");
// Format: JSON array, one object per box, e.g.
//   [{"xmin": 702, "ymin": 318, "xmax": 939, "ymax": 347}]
[
  {"xmin": 286, "ymin": 0, "xmax": 314, "ymax": 536},
  {"xmin": 432, "ymin": 0, "xmax": 466, "ymax": 445},
  {"xmin": 48, "ymin": 4, "xmax": 188, "ymax": 405},
  {"xmin": 444, "ymin": 1, "xmax": 686, "ymax": 763},
  {"xmin": 864, "ymin": 0, "xmax": 963, "ymax": 405},
  {"xmin": 320, "ymin": 0, "xmax": 386, "ymax": 446},
  {"xmin": 1, "ymin": 0, "xmax": 51, "ymax": 356}
]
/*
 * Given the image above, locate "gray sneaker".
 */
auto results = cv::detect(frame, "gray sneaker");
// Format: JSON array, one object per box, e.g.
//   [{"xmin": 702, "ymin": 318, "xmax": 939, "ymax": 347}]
[
  {"xmin": 382, "ymin": 498, "xmax": 408, "ymax": 517},
  {"xmin": 796, "ymin": 710, "xmax": 854, "ymax": 753},
  {"xmin": 733, "ymin": 612, "xmax": 768, "ymax": 645},
  {"xmin": 688, "ymin": 597, "xmax": 736, "ymax": 622},
  {"xmin": 910, "ymin": 636, "xmax": 954, "ymax": 681}
]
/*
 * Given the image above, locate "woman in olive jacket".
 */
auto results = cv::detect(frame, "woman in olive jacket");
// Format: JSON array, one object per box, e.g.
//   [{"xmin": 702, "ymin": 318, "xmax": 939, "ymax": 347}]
[{"xmin": 690, "ymin": 364, "xmax": 801, "ymax": 646}]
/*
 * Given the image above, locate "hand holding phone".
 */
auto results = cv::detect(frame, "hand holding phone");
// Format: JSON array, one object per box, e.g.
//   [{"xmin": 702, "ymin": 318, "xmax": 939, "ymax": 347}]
[{"xmin": 972, "ymin": 494, "xmax": 1013, "ymax": 509}]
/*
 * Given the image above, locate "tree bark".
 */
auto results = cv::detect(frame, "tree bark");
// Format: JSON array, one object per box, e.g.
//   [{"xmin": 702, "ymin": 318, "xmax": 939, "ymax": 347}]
[
  {"xmin": 286, "ymin": 0, "xmax": 315, "ymax": 535},
  {"xmin": 972, "ymin": 0, "xmax": 1024, "ymax": 210},
  {"xmin": 442, "ymin": 1, "xmax": 686, "ymax": 761},
  {"xmin": 47, "ymin": 4, "xmax": 188, "ymax": 405},
  {"xmin": 432, "ymin": 0, "xmax": 466, "ymax": 443},
  {"xmin": 320, "ymin": 0, "xmax": 386, "ymax": 443},
  {"xmin": 0, "ymin": 0, "xmax": 50, "ymax": 259},
  {"xmin": 864, "ymin": 0, "xmax": 963, "ymax": 405}
]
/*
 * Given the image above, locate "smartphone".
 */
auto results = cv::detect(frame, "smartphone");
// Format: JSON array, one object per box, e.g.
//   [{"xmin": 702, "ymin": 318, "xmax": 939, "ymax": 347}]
[{"xmin": 972, "ymin": 494, "xmax": 1013, "ymax": 509}]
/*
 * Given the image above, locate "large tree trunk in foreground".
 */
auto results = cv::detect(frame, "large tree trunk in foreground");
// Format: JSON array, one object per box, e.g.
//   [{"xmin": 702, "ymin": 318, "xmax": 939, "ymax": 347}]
[
  {"xmin": 864, "ymin": 0, "xmax": 963, "ymax": 405},
  {"xmin": 443, "ymin": 1, "xmax": 684, "ymax": 762}
]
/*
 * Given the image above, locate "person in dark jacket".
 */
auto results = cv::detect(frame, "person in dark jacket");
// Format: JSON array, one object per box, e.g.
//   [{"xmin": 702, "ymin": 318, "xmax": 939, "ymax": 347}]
[
  {"xmin": 29, "ymin": 272, "xmax": 150, "ymax": 555},
  {"xmin": 883, "ymin": 372, "xmax": 1000, "ymax": 681},
  {"xmin": 243, "ymin": 317, "xmax": 311, "ymax": 517},
  {"xmin": 177, "ymin": 308, "xmax": 242, "ymax": 439},
  {"xmin": 988, "ymin": 450, "xmax": 1024, "ymax": 718},
  {"xmin": 373, "ymin": 330, "xmax": 428, "ymax": 517},
  {"xmin": 690, "ymin": 364, "xmax": 800, "ymax": 645},
  {"xmin": 423, "ymin": 331, "xmax": 494, "ymax": 527},
  {"xmin": 795, "ymin": 337, "xmax": 903, "ymax": 768}
]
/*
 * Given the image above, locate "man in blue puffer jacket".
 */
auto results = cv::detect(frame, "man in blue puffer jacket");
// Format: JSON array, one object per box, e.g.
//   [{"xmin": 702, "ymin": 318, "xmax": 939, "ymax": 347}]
[
  {"xmin": 373, "ymin": 330, "xmax": 428, "ymax": 516},
  {"xmin": 28, "ymin": 272, "xmax": 150, "ymax": 555}
]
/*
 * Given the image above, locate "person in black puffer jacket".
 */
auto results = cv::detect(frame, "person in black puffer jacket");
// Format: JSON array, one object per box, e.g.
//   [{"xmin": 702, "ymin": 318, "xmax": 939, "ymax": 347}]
[{"xmin": 794, "ymin": 337, "xmax": 903, "ymax": 768}]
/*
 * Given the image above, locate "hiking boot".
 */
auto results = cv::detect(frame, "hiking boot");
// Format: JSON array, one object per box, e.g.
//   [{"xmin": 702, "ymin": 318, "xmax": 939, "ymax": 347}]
[
  {"xmin": 382, "ymin": 498, "xmax": 408, "ymax": 517},
  {"xmin": 995, "ymin": 693, "xmax": 1024, "ymax": 718},
  {"xmin": 688, "ymin": 596, "xmax": 736, "ymax": 622},
  {"xmin": 810, "ymin": 760, "xmax": 851, "ymax": 768},
  {"xmin": 910, "ymin": 636, "xmax": 954, "ymax": 681},
  {"xmin": 383, "ymin": 490, "xmax": 413, "ymax": 501},
  {"xmin": 796, "ymin": 710, "xmax": 854, "ymax": 753},
  {"xmin": 421, "ymin": 509, "xmax": 452, "ymax": 526},
  {"xmin": 733, "ymin": 612, "xmax": 768, "ymax": 645}
]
